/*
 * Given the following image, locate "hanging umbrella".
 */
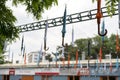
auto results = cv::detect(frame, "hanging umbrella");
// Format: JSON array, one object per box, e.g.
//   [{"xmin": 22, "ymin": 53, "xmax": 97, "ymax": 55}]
[{"xmin": 62, "ymin": 6, "xmax": 67, "ymax": 47}]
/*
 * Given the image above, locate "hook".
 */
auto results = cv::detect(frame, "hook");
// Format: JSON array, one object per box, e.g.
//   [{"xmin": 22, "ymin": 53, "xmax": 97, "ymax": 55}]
[
  {"xmin": 44, "ymin": 42, "xmax": 49, "ymax": 51},
  {"xmin": 62, "ymin": 38, "xmax": 65, "ymax": 47},
  {"xmin": 98, "ymin": 24, "xmax": 107, "ymax": 36},
  {"xmin": 44, "ymin": 46, "xmax": 49, "ymax": 51},
  {"xmin": 44, "ymin": 47, "xmax": 49, "ymax": 51},
  {"xmin": 96, "ymin": 0, "xmax": 107, "ymax": 36}
]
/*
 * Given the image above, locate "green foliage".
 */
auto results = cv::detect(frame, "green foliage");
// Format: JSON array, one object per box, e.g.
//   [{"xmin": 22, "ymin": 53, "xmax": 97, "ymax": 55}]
[
  {"xmin": 12, "ymin": 0, "xmax": 58, "ymax": 20},
  {"xmin": 57, "ymin": 34, "xmax": 120, "ymax": 60},
  {"xmin": 0, "ymin": 0, "xmax": 19, "ymax": 44},
  {"xmin": 105, "ymin": 0, "xmax": 118, "ymax": 16},
  {"xmin": 92, "ymin": 0, "xmax": 97, "ymax": 3},
  {"xmin": 0, "ymin": 53, "xmax": 4, "ymax": 64},
  {"xmin": 0, "ymin": 0, "xmax": 19, "ymax": 63},
  {"xmin": 0, "ymin": 0, "xmax": 58, "ymax": 63},
  {"xmin": 92, "ymin": 0, "xmax": 120, "ymax": 17},
  {"xmin": 45, "ymin": 54, "xmax": 52, "ymax": 62}
]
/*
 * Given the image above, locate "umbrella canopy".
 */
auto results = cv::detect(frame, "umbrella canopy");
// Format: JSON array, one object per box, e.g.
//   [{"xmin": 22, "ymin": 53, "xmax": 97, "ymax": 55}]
[{"xmin": 62, "ymin": 6, "xmax": 67, "ymax": 46}]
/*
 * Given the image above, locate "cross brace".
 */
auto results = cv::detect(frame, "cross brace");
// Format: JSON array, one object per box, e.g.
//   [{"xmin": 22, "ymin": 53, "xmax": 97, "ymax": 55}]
[{"xmin": 18, "ymin": 5, "xmax": 118, "ymax": 33}]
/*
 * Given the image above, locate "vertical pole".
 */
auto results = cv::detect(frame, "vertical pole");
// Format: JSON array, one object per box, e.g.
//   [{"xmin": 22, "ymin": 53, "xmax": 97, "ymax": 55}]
[
  {"xmin": 88, "ymin": 40, "xmax": 90, "ymax": 68},
  {"xmin": 46, "ymin": 75, "xmax": 48, "ymax": 80},
  {"xmin": 56, "ymin": 61, "xmax": 58, "ymax": 68},
  {"xmin": 6, "ymin": 75, "xmax": 7, "ymax": 80},
  {"xmin": 42, "ymin": 52, "xmax": 45, "ymax": 62},
  {"xmin": 55, "ymin": 51, "xmax": 58, "ymax": 68},
  {"xmin": 107, "ymin": 76, "xmax": 109, "ymax": 80},
  {"xmin": 41, "ymin": 76, "xmax": 44, "ymax": 80},
  {"xmin": 50, "ymin": 76, "xmax": 52, "ymax": 80},
  {"xmin": 67, "ymin": 76, "xmax": 70, "ymax": 80},
  {"xmin": 73, "ymin": 76, "xmax": 75, "ymax": 80}
]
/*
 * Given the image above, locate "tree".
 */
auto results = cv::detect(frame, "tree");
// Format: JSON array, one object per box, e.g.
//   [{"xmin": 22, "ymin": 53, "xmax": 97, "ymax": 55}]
[
  {"xmin": 58, "ymin": 34, "xmax": 119, "ymax": 60},
  {"xmin": 0, "ymin": 0, "xmax": 119, "ymax": 64},
  {"xmin": 92, "ymin": 0, "xmax": 119, "ymax": 16},
  {"xmin": 12, "ymin": 0, "xmax": 58, "ymax": 19},
  {"xmin": 0, "ymin": 0, "xmax": 19, "ymax": 63},
  {"xmin": 56, "ymin": 43, "xmax": 78, "ymax": 61},
  {"xmin": 0, "ymin": 0, "xmax": 58, "ymax": 63},
  {"xmin": 45, "ymin": 54, "xmax": 52, "ymax": 67},
  {"xmin": 108, "ymin": 34, "xmax": 119, "ymax": 58}
]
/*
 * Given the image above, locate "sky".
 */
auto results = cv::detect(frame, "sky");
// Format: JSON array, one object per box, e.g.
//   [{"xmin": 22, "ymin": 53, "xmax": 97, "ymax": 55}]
[{"xmin": 6, "ymin": 0, "xmax": 119, "ymax": 63}]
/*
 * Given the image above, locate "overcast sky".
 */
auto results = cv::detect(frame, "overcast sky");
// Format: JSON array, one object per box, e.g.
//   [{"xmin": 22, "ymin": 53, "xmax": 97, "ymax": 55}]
[{"xmin": 6, "ymin": 0, "xmax": 119, "ymax": 62}]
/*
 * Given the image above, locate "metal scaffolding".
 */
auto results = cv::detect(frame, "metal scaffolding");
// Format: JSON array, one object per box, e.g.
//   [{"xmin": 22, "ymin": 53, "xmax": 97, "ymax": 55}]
[{"xmin": 18, "ymin": 5, "xmax": 118, "ymax": 33}]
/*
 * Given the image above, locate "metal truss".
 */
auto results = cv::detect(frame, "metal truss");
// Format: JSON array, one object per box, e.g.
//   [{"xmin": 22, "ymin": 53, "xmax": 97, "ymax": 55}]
[{"xmin": 18, "ymin": 5, "xmax": 118, "ymax": 32}]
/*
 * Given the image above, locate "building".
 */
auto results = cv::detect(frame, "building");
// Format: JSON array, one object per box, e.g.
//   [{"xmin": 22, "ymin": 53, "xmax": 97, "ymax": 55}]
[
  {"xmin": 28, "ymin": 51, "xmax": 40, "ymax": 63},
  {"xmin": 27, "ymin": 51, "xmax": 56, "ymax": 63},
  {"xmin": 0, "ymin": 59, "xmax": 120, "ymax": 80},
  {"xmin": 3, "ymin": 53, "xmax": 9, "ymax": 62}
]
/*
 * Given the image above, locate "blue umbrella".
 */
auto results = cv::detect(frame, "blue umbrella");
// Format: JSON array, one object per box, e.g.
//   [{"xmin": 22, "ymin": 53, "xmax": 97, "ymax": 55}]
[
  {"xmin": 96, "ymin": 55, "xmax": 98, "ymax": 71},
  {"xmin": 20, "ymin": 35, "xmax": 24, "ymax": 56},
  {"xmin": 101, "ymin": 20, "xmax": 105, "ymax": 42},
  {"xmin": 116, "ymin": 56, "xmax": 119, "ymax": 69},
  {"xmin": 62, "ymin": 6, "xmax": 67, "ymax": 46},
  {"xmin": 88, "ymin": 40, "xmax": 91, "ymax": 67},
  {"xmin": 44, "ymin": 21, "xmax": 49, "ymax": 51},
  {"xmin": 37, "ymin": 44, "xmax": 42, "ymax": 66},
  {"xmin": 78, "ymin": 57, "xmax": 81, "ymax": 68},
  {"xmin": 72, "ymin": 57, "xmax": 75, "ymax": 68},
  {"xmin": 72, "ymin": 26, "xmax": 74, "ymax": 47},
  {"xmin": 22, "ymin": 45, "xmax": 25, "ymax": 58}
]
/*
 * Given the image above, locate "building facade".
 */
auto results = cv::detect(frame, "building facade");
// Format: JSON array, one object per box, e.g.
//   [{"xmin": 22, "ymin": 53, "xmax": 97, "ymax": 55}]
[
  {"xmin": 0, "ymin": 59, "xmax": 120, "ymax": 80},
  {"xmin": 28, "ymin": 51, "xmax": 40, "ymax": 63}
]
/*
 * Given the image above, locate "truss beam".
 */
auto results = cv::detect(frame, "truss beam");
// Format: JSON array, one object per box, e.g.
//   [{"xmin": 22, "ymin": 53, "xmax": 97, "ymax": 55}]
[{"xmin": 18, "ymin": 5, "xmax": 118, "ymax": 32}]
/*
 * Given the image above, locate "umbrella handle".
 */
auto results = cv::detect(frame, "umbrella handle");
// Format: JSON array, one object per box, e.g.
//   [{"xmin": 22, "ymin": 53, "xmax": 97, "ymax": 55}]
[
  {"xmin": 96, "ymin": 0, "xmax": 107, "ymax": 36},
  {"xmin": 44, "ymin": 42, "xmax": 49, "ymax": 51},
  {"xmin": 44, "ymin": 47, "xmax": 49, "ymax": 51},
  {"xmin": 98, "ymin": 24, "xmax": 107, "ymax": 36},
  {"xmin": 62, "ymin": 38, "xmax": 65, "ymax": 47},
  {"xmin": 44, "ymin": 46, "xmax": 49, "ymax": 51}
]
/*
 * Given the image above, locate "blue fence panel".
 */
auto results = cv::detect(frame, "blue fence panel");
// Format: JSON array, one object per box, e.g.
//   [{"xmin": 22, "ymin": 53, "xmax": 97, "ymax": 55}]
[
  {"xmin": 10, "ymin": 75, "xmax": 22, "ymax": 80},
  {"xmin": 52, "ymin": 76, "xmax": 67, "ymax": 80},
  {"xmin": 118, "ymin": 77, "xmax": 120, "ymax": 80},
  {"xmin": 81, "ymin": 76, "xmax": 99, "ymax": 80},
  {"xmin": 0, "ymin": 75, "xmax": 2, "ymax": 80},
  {"xmin": 34, "ymin": 76, "xmax": 41, "ymax": 80}
]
